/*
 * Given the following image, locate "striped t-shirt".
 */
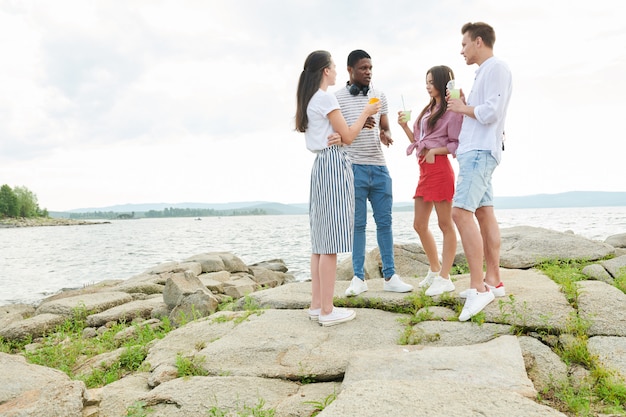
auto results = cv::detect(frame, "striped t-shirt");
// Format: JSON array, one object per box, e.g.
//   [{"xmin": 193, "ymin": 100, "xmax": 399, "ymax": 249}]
[{"xmin": 335, "ymin": 86, "xmax": 388, "ymax": 166}]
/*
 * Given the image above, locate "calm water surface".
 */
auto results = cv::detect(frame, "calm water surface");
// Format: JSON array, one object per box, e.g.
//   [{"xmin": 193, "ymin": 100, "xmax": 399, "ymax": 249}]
[{"xmin": 1, "ymin": 206, "xmax": 625, "ymax": 306}]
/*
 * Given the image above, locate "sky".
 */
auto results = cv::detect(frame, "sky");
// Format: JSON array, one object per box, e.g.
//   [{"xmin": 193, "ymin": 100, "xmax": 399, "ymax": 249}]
[{"xmin": 1, "ymin": 0, "xmax": 625, "ymax": 212}]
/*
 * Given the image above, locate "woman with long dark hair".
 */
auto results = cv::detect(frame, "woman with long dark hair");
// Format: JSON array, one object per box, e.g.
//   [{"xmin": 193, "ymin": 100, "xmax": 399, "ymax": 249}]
[
  {"xmin": 295, "ymin": 50, "xmax": 379, "ymax": 326},
  {"xmin": 398, "ymin": 65, "xmax": 462, "ymax": 297}
]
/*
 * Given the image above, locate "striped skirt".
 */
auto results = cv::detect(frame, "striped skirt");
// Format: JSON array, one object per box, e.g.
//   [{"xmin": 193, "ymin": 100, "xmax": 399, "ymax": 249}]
[{"xmin": 309, "ymin": 146, "xmax": 354, "ymax": 254}]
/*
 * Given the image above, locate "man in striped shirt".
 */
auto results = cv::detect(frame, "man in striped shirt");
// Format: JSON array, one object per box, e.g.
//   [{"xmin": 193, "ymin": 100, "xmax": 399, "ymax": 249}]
[{"xmin": 336, "ymin": 49, "xmax": 413, "ymax": 296}]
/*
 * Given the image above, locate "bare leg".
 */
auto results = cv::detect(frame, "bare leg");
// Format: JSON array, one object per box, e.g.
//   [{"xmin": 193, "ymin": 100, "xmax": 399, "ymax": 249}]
[
  {"xmin": 433, "ymin": 200, "xmax": 456, "ymax": 279},
  {"xmin": 452, "ymin": 207, "xmax": 486, "ymax": 292},
  {"xmin": 319, "ymin": 253, "xmax": 337, "ymax": 315},
  {"xmin": 475, "ymin": 206, "xmax": 501, "ymax": 287},
  {"xmin": 413, "ymin": 197, "xmax": 440, "ymax": 272},
  {"xmin": 310, "ymin": 254, "xmax": 321, "ymax": 310}
]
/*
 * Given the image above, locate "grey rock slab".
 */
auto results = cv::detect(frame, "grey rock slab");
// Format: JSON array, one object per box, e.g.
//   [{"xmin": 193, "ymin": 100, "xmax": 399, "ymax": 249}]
[
  {"xmin": 144, "ymin": 311, "xmax": 242, "ymax": 372},
  {"xmin": 606, "ymin": 232, "xmax": 626, "ymax": 248},
  {"xmin": 94, "ymin": 372, "xmax": 152, "ymax": 417},
  {"xmin": 600, "ymin": 254, "xmax": 626, "ymax": 277},
  {"xmin": 318, "ymin": 379, "xmax": 567, "ymax": 417},
  {"xmin": 587, "ymin": 336, "xmax": 626, "ymax": 379},
  {"xmin": 342, "ymin": 335, "xmax": 536, "ymax": 398},
  {"xmin": 142, "ymin": 260, "xmax": 203, "ymax": 275},
  {"xmin": 275, "ymin": 381, "xmax": 341, "ymax": 417},
  {"xmin": 0, "ymin": 352, "xmax": 86, "ymax": 417},
  {"xmin": 500, "ymin": 226, "xmax": 615, "ymax": 268},
  {"xmin": 0, "ymin": 312, "xmax": 66, "ymax": 341},
  {"xmin": 577, "ymin": 280, "xmax": 626, "ymax": 336},
  {"xmin": 35, "ymin": 291, "xmax": 134, "ymax": 316},
  {"xmin": 184, "ymin": 252, "xmax": 249, "ymax": 273},
  {"xmin": 411, "ymin": 321, "xmax": 513, "ymax": 346},
  {"xmin": 0, "ymin": 304, "xmax": 35, "ymax": 324},
  {"xmin": 195, "ymin": 309, "xmax": 408, "ymax": 380},
  {"xmin": 138, "ymin": 376, "xmax": 300, "ymax": 417},
  {"xmin": 247, "ymin": 278, "xmax": 420, "ymax": 311},
  {"xmin": 86, "ymin": 294, "xmax": 163, "ymax": 327},
  {"xmin": 454, "ymin": 269, "xmax": 574, "ymax": 331},
  {"xmin": 518, "ymin": 335, "xmax": 568, "ymax": 392},
  {"xmin": 582, "ymin": 263, "xmax": 614, "ymax": 283}
]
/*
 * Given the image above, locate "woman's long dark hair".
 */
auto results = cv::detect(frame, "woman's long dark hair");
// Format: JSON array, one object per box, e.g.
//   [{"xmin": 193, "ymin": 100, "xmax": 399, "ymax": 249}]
[
  {"xmin": 416, "ymin": 65, "xmax": 454, "ymax": 133},
  {"xmin": 295, "ymin": 50, "xmax": 331, "ymax": 132}
]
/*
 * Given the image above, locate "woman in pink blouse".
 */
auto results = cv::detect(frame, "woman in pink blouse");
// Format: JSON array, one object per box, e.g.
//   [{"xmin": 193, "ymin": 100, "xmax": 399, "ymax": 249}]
[{"xmin": 398, "ymin": 65, "xmax": 463, "ymax": 297}]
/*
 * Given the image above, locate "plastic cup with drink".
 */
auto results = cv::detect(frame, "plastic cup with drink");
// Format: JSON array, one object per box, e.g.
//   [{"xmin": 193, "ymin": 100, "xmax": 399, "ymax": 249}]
[
  {"xmin": 447, "ymin": 79, "xmax": 460, "ymax": 99},
  {"xmin": 399, "ymin": 94, "xmax": 411, "ymax": 123}
]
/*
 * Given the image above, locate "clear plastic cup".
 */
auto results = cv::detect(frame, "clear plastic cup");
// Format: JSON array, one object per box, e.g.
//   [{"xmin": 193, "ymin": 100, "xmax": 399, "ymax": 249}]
[{"xmin": 400, "ymin": 110, "xmax": 412, "ymax": 123}]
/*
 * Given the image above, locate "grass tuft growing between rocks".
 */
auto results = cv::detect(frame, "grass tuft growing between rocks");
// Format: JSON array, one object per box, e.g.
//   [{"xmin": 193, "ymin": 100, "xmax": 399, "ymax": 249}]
[
  {"xmin": 304, "ymin": 391, "xmax": 337, "ymax": 416},
  {"xmin": 535, "ymin": 258, "xmax": 626, "ymax": 416},
  {"xmin": 0, "ymin": 304, "xmax": 174, "ymax": 388},
  {"xmin": 206, "ymin": 398, "xmax": 276, "ymax": 417},
  {"xmin": 615, "ymin": 266, "xmax": 626, "ymax": 294}
]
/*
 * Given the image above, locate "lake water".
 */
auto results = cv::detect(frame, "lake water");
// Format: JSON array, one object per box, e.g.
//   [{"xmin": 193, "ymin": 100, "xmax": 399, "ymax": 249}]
[{"xmin": 1, "ymin": 206, "xmax": 625, "ymax": 306}]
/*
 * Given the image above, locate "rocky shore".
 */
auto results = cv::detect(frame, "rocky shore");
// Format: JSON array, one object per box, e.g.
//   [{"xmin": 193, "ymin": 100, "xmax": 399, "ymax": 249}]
[
  {"xmin": 1, "ymin": 226, "xmax": 626, "ymax": 416},
  {"xmin": 0, "ymin": 217, "xmax": 109, "ymax": 228}
]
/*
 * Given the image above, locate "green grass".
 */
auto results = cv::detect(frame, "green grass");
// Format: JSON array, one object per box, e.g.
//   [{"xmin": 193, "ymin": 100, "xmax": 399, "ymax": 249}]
[
  {"xmin": 534, "ymin": 258, "xmax": 626, "ymax": 416},
  {"xmin": 0, "ymin": 304, "xmax": 173, "ymax": 388},
  {"xmin": 304, "ymin": 391, "xmax": 337, "ymax": 416},
  {"xmin": 206, "ymin": 398, "xmax": 275, "ymax": 417}
]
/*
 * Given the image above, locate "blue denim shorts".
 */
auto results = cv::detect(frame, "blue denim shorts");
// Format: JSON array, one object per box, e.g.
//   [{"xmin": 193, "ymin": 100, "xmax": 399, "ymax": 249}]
[{"xmin": 453, "ymin": 150, "xmax": 498, "ymax": 212}]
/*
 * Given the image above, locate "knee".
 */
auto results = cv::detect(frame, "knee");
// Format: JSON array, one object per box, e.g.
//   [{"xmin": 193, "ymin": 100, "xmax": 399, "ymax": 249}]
[{"xmin": 413, "ymin": 221, "xmax": 429, "ymax": 235}]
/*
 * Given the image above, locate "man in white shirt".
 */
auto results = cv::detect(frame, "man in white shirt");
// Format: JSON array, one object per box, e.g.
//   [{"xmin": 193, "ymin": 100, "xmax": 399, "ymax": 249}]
[{"xmin": 447, "ymin": 22, "xmax": 513, "ymax": 321}]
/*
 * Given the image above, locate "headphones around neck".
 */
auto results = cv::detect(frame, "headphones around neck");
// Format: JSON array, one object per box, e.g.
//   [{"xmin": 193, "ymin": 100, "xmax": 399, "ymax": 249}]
[{"xmin": 347, "ymin": 82, "xmax": 369, "ymax": 96}]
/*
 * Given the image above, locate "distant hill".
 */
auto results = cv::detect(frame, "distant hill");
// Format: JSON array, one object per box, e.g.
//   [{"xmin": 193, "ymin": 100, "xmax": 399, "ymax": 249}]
[{"xmin": 49, "ymin": 191, "xmax": 626, "ymax": 218}]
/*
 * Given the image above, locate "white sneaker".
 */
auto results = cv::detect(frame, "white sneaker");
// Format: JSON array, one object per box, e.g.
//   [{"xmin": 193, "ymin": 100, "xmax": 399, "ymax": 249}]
[
  {"xmin": 458, "ymin": 289, "xmax": 495, "ymax": 321},
  {"xmin": 319, "ymin": 307, "xmax": 356, "ymax": 327},
  {"xmin": 459, "ymin": 282, "xmax": 506, "ymax": 298},
  {"xmin": 345, "ymin": 276, "xmax": 368, "ymax": 297},
  {"xmin": 425, "ymin": 276, "xmax": 455, "ymax": 296},
  {"xmin": 418, "ymin": 269, "xmax": 439, "ymax": 288},
  {"xmin": 307, "ymin": 308, "xmax": 320, "ymax": 321},
  {"xmin": 383, "ymin": 274, "xmax": 414, "ymax": 293}
]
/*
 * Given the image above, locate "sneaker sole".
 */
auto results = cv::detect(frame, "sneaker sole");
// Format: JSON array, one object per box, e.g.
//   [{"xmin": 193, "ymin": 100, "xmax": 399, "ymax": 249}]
[
  {"xmin": 319, "ymin": 312, "xmax": 356, "ymax": 327},
  {"xmin": 345, "ymin": 289, "xmax": 368, "ymax": 297},
  {"xmin": 425, "ymin": 287, "xmax": 455, "ymax": 296}
]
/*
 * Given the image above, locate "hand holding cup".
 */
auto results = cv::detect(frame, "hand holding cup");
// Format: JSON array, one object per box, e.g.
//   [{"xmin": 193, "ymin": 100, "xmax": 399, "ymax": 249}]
[
  {"xmin": 398, "ymin": 110, "xmax": 412, "ymax": 124},
  {"xmin": 364, "ymin": 100, "xmax": 381, "ymax": 116}
]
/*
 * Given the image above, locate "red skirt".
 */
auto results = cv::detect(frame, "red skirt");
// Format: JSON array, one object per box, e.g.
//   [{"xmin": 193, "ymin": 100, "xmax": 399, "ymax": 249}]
[{"xmin": 414, "ymin": 154, "xmax": 455, "ymax": 202}]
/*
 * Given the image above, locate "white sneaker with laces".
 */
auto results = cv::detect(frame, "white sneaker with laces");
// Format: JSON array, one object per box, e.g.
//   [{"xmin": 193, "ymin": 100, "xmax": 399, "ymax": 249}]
[
  {"xmin": 459, "ymin": 282, "xmax": 506, "ymax": 298},
  {"xmin": 425, "ymin": 276, "xmax": 455, "ymax": 296},
  {"xmin": 418, "ymin": 269, "xmax": 439, "ymax": 288},
  {"xmin": 383, "ymin": 274, "xmax": 414, "ymax": 293},
  {"xmin": 318, "ymin": 307, "xmax": 356, "ymax": 327},
  {"xmin": 459, "ymin": 288, "xmax": 495, "ymax": 321},
  {"xmin": 345, "ymin": 276, "xmax": 368, "ymax": 297}
]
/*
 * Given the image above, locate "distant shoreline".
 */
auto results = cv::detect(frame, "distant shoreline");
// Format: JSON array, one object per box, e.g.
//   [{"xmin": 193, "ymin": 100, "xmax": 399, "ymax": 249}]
[{"xmin": 0, "ymin": 218, "xmax": 110, "ymax": 228}]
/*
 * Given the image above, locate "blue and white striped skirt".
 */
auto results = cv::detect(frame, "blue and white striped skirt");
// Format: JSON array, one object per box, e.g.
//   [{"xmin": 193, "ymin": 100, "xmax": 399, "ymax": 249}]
[{"xmin": 309, "ymin": 146, "xmax": 354, "ymax": 254}]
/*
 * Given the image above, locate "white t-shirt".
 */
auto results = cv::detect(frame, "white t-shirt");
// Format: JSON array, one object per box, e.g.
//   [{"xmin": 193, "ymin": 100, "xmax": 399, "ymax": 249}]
[{"xmin": 305, "ymin": 89, "xmax": 340, "ymax": 152}]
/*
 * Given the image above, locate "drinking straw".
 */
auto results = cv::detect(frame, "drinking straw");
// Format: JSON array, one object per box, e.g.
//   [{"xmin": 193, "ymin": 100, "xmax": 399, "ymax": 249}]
[{"xmin": 401, "ymin": 95, "xmax": 406, "ymax": 110}]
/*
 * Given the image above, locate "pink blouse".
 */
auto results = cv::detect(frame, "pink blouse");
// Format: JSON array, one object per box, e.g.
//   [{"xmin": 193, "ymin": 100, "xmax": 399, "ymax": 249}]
[{"xmin": 406, "ymin": 106, "xmax": 462, "ymax": 157}]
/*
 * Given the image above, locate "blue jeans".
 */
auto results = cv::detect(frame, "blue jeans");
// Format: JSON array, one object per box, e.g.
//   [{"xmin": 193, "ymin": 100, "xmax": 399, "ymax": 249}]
[{"xmin": 352, "ymin": 164, "xmax": 395, "ymax": 279}]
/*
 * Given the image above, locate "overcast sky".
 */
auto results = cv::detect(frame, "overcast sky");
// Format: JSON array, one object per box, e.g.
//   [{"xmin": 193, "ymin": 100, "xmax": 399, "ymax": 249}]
[{"xmin": 1, "ymin": 0, "xmax": 624, "ymax": 211}]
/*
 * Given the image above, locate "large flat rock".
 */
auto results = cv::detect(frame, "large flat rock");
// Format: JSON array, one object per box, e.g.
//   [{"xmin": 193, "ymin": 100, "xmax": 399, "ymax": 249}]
[{"xmin": 342, "ymin": 335, "xmax": 536, "ymax": 398}]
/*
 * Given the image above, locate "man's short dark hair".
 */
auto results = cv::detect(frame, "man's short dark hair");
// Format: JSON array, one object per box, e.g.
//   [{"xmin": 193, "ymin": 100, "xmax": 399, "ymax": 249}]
[{"xmin": 347, "ymin": 50, "xmax": 371, "ymax": 67}]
